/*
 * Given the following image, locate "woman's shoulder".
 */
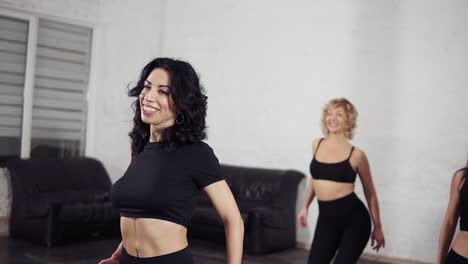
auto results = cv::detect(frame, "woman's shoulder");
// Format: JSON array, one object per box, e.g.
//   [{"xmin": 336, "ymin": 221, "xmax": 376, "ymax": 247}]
[
  {"xmin": 454, "ymin": 168, "xmax": 467, "ymax": 178},
  {"xmin": 191, "ymin": 140, "xmax": 213, "ymax": 149},
  {"xmin": 182, "ymin": 140, "xmax": 216, "ymax": 155},
  {"xmin": 349, "ymin": 145, "xmax": 367, "ymax": 163},
  {"xmin": 311, "ymin": 138, "xmax": 324, "ymax": 151},
  {"xmin": 452, "ymin": 168, "xmax": 467, "ymax": 189},
  {"xmin": 352, "ymin": 145, "xmax": 364, "ymax": 155},
  {"xmin": 312, "ymin": 138, "xmax": 322, "ymax": 145}
]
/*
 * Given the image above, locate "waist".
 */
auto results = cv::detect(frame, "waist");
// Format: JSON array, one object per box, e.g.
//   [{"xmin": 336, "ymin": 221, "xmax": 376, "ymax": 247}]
[
  {"xmin": 121, "ymin": 245, "xmax": 192, "ymax": 262},
  {"xmin": 317, "ymin": 192, "xmax": 366, "ymax": 216},
  {"xmin": 121, "ymin": 216, "xmax": 188, "ymax": 257},
  {"xmin": 455, "ymin": 231, "xmax": 468, "ymax": 240},
  {"xmin": 313, "ymin": 180, "xmax": 355, "ymax": 201},
  {"xmin": 451, "ymin": 232, "xmax": 468, "ymax": 259}
]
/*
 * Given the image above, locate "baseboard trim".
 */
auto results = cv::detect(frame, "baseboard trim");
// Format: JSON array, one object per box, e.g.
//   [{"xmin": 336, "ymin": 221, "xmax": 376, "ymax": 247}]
[
  {"xmin": 360, "ymin": 253, "xmax": 431, "ymax": 264},
  {"xmin": 295, "ymin": 242, "xmax": 430, "ymax": 264}
]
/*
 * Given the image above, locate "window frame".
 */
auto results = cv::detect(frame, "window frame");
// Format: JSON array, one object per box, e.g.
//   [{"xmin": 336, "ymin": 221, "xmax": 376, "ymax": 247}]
[{"xmin": 0, "ymin": 7, "xmax": 96, "ymax": 158}]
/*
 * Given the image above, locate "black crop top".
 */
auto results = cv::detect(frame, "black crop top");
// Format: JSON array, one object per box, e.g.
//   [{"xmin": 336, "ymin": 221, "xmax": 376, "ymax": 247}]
[
  {"xmin": 309, "ymin": 138, "xmax": 357, "ymax": 183},
  {"xmin": 459, "ymin": 171, "xmax": 468, "ymax": 231},
  {"xmin": 111, "ymin": 141, "xmax": 224, "ymax": 228}
]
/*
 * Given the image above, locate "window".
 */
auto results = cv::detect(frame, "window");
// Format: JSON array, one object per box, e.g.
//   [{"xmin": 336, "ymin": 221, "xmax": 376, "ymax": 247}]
[
  {"xmin": 0, "ymin": 15, "xmax": 28, "ymax": 158},
  {"xmin": 0, "ymin": 11, "xmax": 92, "ymax": 159}
]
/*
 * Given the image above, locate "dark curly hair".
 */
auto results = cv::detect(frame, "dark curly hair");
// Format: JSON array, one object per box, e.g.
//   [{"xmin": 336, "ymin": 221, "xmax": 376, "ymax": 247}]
[{"xmin": 128, "ymin": 58, "xmax": 207, "ymax": 155}]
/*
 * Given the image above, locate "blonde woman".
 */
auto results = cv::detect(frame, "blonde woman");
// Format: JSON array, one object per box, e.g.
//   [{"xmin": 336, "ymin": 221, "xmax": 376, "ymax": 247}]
[{"xmin": 298, "ymin": 98, "xmax": 385, "ymax": 263}]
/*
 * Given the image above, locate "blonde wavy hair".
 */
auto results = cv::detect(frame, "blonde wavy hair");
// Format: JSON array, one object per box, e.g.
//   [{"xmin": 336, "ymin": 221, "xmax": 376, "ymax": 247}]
[{"xmin": 321, "ymin": 98, "xmax": 358, "ymax": 139}]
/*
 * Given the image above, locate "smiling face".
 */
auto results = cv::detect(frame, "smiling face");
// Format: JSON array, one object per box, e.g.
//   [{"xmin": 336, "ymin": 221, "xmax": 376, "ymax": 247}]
[
  {"xmin": 321, "ymin": 98, "xmax": 358, "ymax": 139},
  {"xmin": 139, "ymin": 68, "xmax": 176, "ymax": 129},
  {"xmin": 325, "ymin": 106, "xmax": 348, "ymax": 135}
]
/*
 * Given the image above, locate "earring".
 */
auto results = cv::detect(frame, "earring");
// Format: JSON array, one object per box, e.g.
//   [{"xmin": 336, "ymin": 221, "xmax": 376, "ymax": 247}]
[{"xmin": 176, "ymin": 112, "xmax": 185, "ymax": 125}]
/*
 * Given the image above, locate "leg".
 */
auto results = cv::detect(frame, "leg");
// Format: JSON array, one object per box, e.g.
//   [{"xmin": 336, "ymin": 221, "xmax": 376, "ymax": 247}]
[
  {"xmin": 333, "ymin": 206, "xmax": 371, "ymax": 264},
  {"xmin": 308, "ymin": 215, "xmax": 342, "ymax": 264}
]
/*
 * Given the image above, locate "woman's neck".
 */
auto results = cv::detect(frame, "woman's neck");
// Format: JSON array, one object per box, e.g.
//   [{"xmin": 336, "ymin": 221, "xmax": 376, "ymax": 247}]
[
  {"xmin": 326, "ymin": 132, "xmax": 348, "ymax": 145},
  {"xmin": 149, "ymin": 125, "xmax": 163, "ymax": 143}
]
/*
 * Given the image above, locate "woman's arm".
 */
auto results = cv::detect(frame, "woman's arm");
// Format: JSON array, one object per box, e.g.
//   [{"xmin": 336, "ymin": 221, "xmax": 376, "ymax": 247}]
[
  {"xmin": 297, "ymin": 139, "xmax": 320, "ymax": 227},
  {"xmin": 98, "ymin": 242, "xmax": 122, "ymax": 264},
  {"xmin": 302, "ymin": 178, "xmax": 316, "ymax": 210},
  {"xmin": 437, "ymin": 171, "xmax": 463, "ymax": 264},
  {"xmin": 204, "ymin": 180, "xmax": 244, "ymax": 264},
  {"xmin": 297, "ymin": 179, "xmax": 316, "ymax": 227},
  {"xmin": 356, "ymin": 150, "xmax": 385, "ymax": 251},
  {"xmin": 98, "ymin": 153, "xmax": 131, "ymax": 263}
]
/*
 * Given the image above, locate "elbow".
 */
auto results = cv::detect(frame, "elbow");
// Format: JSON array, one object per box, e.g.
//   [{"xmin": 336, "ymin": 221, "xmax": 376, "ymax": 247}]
[
  {"xmin": 443, "ymin": 218, "xmax": 457, "ymax": 230},
  {"xmin": 223, "ymin": 213, "xmax": 244, "ymax": 232},
  {"xmin": 366, "ymin": 191, "xmax": 378, "ymax": 203}
]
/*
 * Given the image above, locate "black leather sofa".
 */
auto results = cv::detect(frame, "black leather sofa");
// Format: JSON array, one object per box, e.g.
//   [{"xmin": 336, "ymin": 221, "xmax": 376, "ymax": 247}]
[
  {"xmin": 5, "ymin": 158, "xmax": 119, "ymax": 246},
  {"xmin": 189, "ymin": 164, "xmax": 305, "ymax": 254}
]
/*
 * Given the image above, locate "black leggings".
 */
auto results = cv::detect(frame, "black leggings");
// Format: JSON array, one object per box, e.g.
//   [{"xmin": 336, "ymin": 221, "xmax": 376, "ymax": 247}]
[
  {"xmin": 445, "ymin": 249, "xmax": 468, "ymax": 264},
  {"xmin": 121, "ymin": 246, "xmax": 194, "ymax": 264},
  {"xmin": 308, "ymin": 192, "xmax": 371, "ymax": 264}
]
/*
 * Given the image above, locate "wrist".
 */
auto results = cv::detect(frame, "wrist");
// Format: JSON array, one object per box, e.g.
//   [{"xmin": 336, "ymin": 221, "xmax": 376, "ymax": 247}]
[{"xmin": 111, "ymin": 250, "xmax": 121, "ymax": 261}]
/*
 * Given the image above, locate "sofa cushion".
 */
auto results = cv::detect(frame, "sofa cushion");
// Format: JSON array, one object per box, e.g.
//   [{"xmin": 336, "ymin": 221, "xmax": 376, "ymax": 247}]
[
  {"xmin": 221, "ymin": 165, "xmax": 283, "ymax": 203},
  {"xmin": 235, "ymin": 180, "xmax": 278, "ymax": 202},
  {"xmin": 62, "ymin": 158, "xmax": 111, "ymax": 192}
]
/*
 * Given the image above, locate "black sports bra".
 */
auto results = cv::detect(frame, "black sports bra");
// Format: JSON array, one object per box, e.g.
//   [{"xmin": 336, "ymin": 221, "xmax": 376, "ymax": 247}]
[{"xmin": 309, "ymin": 138, "xmax": 357, "ymax": 183}]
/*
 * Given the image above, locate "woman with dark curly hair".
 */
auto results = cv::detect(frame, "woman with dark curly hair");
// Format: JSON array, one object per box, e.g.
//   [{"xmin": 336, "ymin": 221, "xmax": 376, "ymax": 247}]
[
  {"xmin": 99, "ymin": 58, "xmax": 244, "ymax": 264},
  {"xmin": 437, "ymin": 162, "xmax": 468, "ymax": 264}
]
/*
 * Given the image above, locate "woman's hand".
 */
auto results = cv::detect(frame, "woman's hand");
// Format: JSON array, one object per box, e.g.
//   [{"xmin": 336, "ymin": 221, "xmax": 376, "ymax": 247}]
[
  {"xmin": 297, "ymin": 207, "xmax": 309, "ymax": 227},
  {"xmin": 371, "ymin": 227, "xmax": 385, "ymax": 252},
  {"xmin": 98, "ymin": 257, "xmax": 119, "ymax": 264}
]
